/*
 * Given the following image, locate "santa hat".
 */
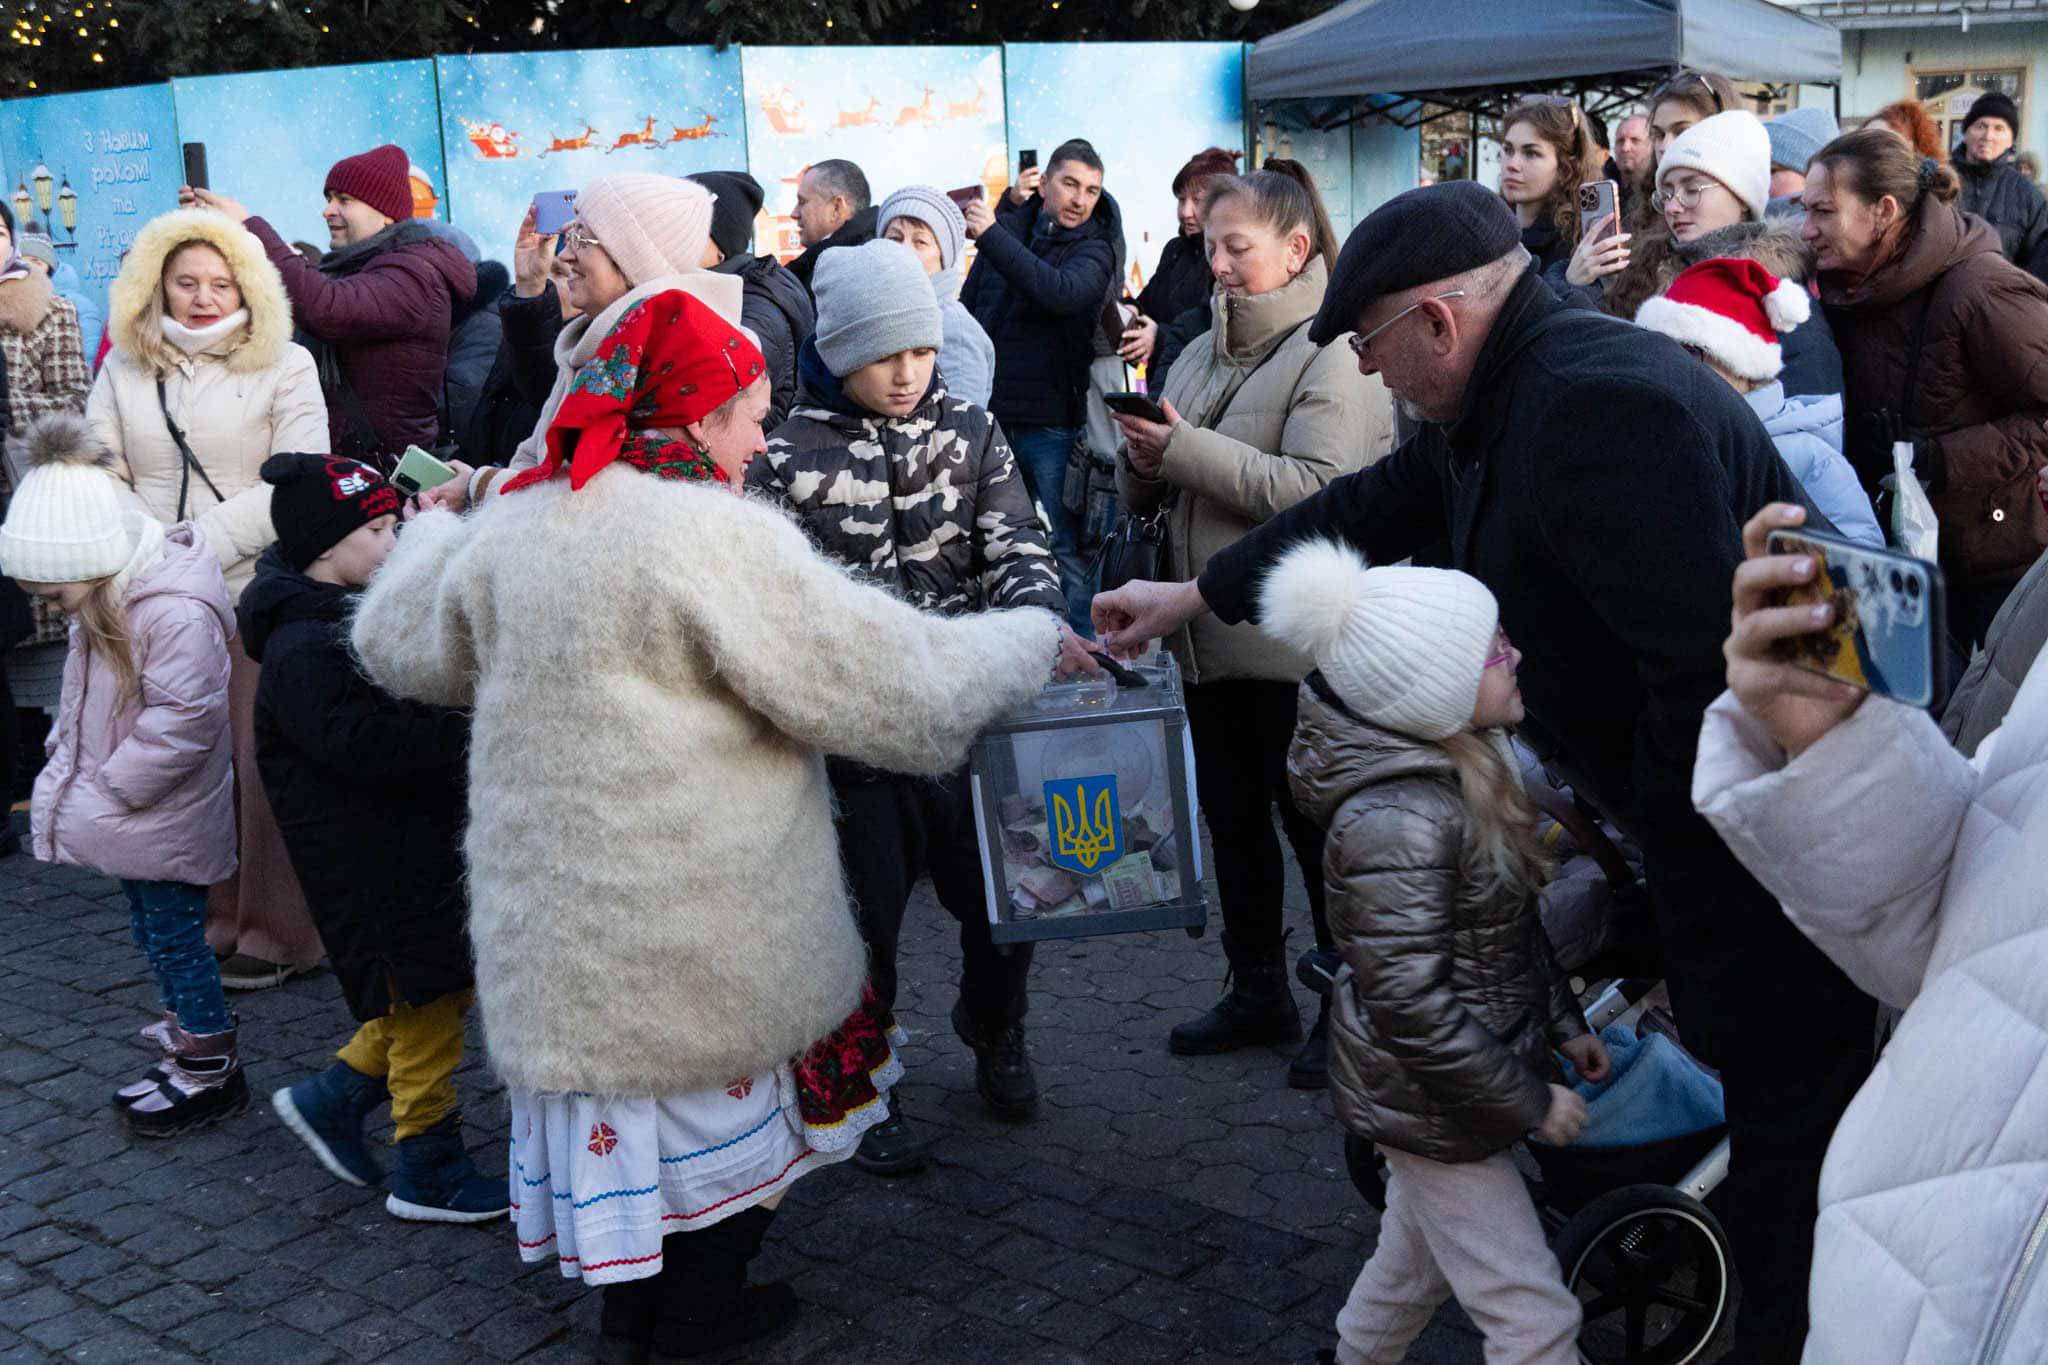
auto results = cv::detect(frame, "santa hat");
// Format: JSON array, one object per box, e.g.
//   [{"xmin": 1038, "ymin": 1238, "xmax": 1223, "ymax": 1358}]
[{"xmin": 1634, "ymin": 257, "xmax": 1811, "ymax": 383}]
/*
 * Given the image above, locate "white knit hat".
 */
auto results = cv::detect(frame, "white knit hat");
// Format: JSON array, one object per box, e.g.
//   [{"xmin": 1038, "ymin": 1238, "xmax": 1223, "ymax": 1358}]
[
  {"xmin": 877, "ymin": 186, "xmax": 968, "ymax": 274},
  {"xmin": 1657, "ymin": 110, "xmax": 1772, "ymax": 225},
  {"xmin": 0, "ymin": 414, "xmax": 135, "ymax": 584},
  {"xmin": 574, "ymin": 174, "xmax": 715, "ymax": 288},
  {"xmin": 1259, "ymin": 540, "xmax": 1500, "ymax": 741}
]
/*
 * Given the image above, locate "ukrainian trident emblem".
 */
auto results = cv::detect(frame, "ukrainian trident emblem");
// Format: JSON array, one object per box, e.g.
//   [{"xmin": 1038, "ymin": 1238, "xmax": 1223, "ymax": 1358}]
[{"xmin": 1044, "ymin": 775, "xmax": 1122, "ymax": 874}]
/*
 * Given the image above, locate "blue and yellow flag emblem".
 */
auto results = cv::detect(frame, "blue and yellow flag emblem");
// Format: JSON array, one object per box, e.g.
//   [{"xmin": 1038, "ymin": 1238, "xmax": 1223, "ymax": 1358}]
[{"xmin": 1045, "ymin": 774, "xmax": 1122, "ymax": 874}]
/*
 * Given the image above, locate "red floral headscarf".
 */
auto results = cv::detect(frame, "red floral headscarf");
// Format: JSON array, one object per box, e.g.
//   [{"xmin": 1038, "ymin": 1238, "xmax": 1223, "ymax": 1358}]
[{"xmin": 500, "ymin": 290, "xmax": 766, "ymax": 495}]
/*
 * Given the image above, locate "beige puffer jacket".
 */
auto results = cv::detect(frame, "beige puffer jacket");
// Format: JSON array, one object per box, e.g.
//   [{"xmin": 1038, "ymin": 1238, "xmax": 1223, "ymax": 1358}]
[
  {"xmin": 1117, "ymin": 258, "xmax": 1393, "ymax": 683},
  {"xmin": 1291, "ymin": 681, "xmax": 1587, "ymax": 1163},
  {"xmin": 86, "ymin": 209, "xmax": 327, "ymax": 596}
]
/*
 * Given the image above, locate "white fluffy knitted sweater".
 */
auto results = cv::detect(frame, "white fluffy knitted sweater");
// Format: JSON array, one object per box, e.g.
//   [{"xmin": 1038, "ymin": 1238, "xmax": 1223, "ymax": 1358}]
[{"xmin": 350, "ymin": 469, "xmax": 1058, "ymax": 1096}]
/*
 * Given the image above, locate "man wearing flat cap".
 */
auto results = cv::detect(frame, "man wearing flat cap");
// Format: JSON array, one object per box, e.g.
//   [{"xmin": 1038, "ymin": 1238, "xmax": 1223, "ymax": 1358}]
[{"xmin": 1096, "ymin": 181, "xmax": 1870, "ymax": 1363}]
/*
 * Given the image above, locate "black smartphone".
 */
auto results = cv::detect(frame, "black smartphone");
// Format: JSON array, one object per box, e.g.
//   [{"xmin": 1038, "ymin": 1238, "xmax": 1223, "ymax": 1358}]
[
  {"xmin": 1103, "ymin": 391, "xmax": 1168, "ymax": 424},
  {"xmin": 1577, "ymin": 179, "xmax": 1620, "ymax": 242},
  {"xmin": 1765, "ymin": 527, "xmax": 1949, "ymax": 709},
  {"xmin": 182, "ymin": 141, "xmax": 209, "ymax": 192},
  {"xmin": 1019, "ymin": 148, "xmax": 1038, "ymax": 173}
]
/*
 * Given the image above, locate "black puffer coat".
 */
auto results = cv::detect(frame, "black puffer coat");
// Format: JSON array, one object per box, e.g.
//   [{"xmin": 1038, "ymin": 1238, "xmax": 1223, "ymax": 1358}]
[
  {"xmin": 1136, "ymin": 231, "xmax": 1212, "ymax": 330},
  {"xmin": 960, "ymin": 190, "xmax": 1120, "ymax": 428},
  {"xmin": 1292, "ymin": 683, "xmax": 1585, "ymax": 1162},
  {"xmin": 239, "ymin": 547, "xmax": 472, "ymax": 1021},
  {"xmin": 1953, "ymin": 150, "xmax": 2048, "ymax": 282},
  {"xmin": 716, "ymin": 251, "xmax": 816, "ymax": 432}
]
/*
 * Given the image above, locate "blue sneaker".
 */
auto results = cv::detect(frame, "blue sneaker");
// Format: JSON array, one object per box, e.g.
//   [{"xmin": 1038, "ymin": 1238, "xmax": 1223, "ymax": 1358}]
[
  {"xmin": 386, "ymin": 1116, "xmax": 509, "ymax": 1224},
  {"xmin": 272, "ymin": 1061, "xmax": 388, "ymax": 1187}
]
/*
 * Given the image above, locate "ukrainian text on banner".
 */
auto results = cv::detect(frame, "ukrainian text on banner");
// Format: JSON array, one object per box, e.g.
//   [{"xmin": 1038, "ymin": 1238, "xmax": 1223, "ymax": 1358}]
[
  {"xmin": 740, "ymin": 45, "xmax": 1005, "ymax": 261},
  {"xmin": 435, "ymin": 46, "xmax": 747, "ymax": 257},
  {"xmin": 1003, "ymin": 42, "xmax": 1245, "ymax": 292},
  {"xmin": 171, "ymin": 61, "xmax": 448, "ymax": 250},
  {"xmin": 0, "ymin": 82, "xmax": 181, "ymax": 309}
]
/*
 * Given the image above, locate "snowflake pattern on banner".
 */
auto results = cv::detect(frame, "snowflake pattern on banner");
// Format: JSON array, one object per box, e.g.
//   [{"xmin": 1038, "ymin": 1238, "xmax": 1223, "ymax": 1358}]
[{"xmin": 586, "ymin": 1122, "xmax": 618, "ymax": 1157}]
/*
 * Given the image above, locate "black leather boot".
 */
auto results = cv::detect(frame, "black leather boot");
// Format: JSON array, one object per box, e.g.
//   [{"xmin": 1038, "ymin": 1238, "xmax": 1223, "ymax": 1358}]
[
  {"xmin": 1287, "ymin": 996, "xmax": 1331, "ymax": 1090},
  {"xmin": 951, "ymin": 999, "xmax": 1039, "ymax": 1119},
  {"xmin": 647, "ymin": 1206, "xmax": 798, "ymax": 1362},
  {"xmin": 1168, "ymin": 933, "xmax": 1301, "ymax": 1056}
]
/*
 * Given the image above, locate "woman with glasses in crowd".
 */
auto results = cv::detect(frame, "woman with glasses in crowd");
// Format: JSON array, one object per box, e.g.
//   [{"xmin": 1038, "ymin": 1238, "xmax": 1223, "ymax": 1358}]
[{"xmin": 1601, "ymin": 69, "xmax": 1745, "ymax": 319}]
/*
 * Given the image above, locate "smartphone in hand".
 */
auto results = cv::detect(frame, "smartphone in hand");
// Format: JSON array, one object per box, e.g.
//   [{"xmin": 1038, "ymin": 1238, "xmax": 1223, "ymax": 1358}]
[
  {"xmin": 946, "ymin": 183, "xmax": 984, "ymax": 209},
  {"xmin": 1019, "ymin": 148, "xmax": 1038, "ymax": 174},
  {"xmin": 1578, "ymin": 179, "xmax": 1620, "ymax": 242},
  {"xmin": 182, "ymin": 142, "xmax": 209, "ymax": 192},
  {"xmin": 531, "ymin": 189, "xmax": 578, "ymax": 236},
  {"xmin": 1103, "ymin": 391, "xmax": 1169, "ymax": 425},
  {"xmin": 1765, "ymin": 527, "xmax": 1949, "ymax": 709},
  {"xmin": 391, "ymin": 445, "xmax": 460, "ymax": 498}
]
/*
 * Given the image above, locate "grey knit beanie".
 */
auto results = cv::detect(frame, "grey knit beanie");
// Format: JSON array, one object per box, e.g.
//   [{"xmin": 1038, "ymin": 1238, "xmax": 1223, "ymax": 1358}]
[
  {"xmin": 812, "ymin": 239, "xmax": 943, "ymax": 378},
  {"xmin": 877, "ymin": 185, "xmax": 968, "ymax": 273},
  {"xmin": 1764, "ymin": 107, "xmax": 1839, "ymax": 174}
]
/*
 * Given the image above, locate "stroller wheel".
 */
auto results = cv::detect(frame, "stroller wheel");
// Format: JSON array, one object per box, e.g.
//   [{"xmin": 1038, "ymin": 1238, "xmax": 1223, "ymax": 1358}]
[
  {"xmin": 1552, "ymin": 1183, "xmax": 1729, "ymax": 1365},
  {"xmin": 1343, "ymin": 1134, "xmax": 1387, "ymax": 1211}
]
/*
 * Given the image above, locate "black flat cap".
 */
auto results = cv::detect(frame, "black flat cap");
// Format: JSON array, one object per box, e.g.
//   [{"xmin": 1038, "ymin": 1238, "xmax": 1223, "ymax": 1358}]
[{"xmin": 1309, "ymin": 181, "xmax": 1521, "ymax": 345}]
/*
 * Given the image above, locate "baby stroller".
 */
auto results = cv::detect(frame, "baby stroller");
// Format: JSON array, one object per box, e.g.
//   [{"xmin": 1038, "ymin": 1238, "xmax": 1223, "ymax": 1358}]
[{"xmin": 1318, "ymin": 736, "xmax": 1735, "ymax": 1365}]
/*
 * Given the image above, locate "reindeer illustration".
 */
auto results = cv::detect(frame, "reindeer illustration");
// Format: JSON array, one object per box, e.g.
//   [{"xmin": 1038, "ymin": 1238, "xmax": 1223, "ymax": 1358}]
[
  {"xmin": 540, "ymin": 124, "xmax": 598, "ymax": 156},
  {"xmin": 668, "ymin": 113, "xmax": 722, "ymax": 142},
  {"xmin": 946, "ymin": 85, "xmax": 987, "ymax": 121},
  {"xmin": 608, "ymin": 116, "xmax": 659, "ymax": 153},
  {"xmin": 832, "ymin": 96, "xmax": 883, "ymax": 130},
  {"xmin": 894, "ymin": 87, "xmax": 937, "ymax": 128}
]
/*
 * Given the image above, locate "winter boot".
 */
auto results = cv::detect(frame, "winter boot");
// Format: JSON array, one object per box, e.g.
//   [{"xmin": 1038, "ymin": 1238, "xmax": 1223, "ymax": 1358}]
[
  {"xmin": 1287, "ymin": 997, "xmax": 1332, "ymax": 1090},
  {"xmin": 385, "ymin": 1115, "xmax": 510, "ymax": 1223},
  {"xmin": 112, "ymin": 1013, "xmax": 181, "ymax": 1109},
  {"xmin": 1168, "ymin": 932, "xmax": 1301, "ymax": 1056},
  {"xmin": 597, "ymin": 1275, "xmax": 661, "ymax": 1365},
  {"xmin": 950, "ymin": 998, "xmax": 1039, "ymax": 1119},
  {"xmin": 851, "ymin": 1095, "xmax": 929, "ymax": 1177},
  {"xmin": 647, "ymin": 1205, "xmax": 798, "ymax": 1362},
  {"xmin": 273, "ymin": 1060, "xmax": 390, "ymax": 1187},
  {"xmin": 121, "ymin": 1022, "xmax": 250, "ymax": 1138}
]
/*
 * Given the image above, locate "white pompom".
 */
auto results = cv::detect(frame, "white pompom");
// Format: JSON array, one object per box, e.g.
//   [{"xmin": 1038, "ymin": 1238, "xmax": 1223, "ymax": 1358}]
[
  {"xmin": 1259, "ymin": 539, "xmax": 1370, "ymax": 658},
  {"xmin": 1763, "ymin": 278, "xmax": 1811, "ymax": 333}
]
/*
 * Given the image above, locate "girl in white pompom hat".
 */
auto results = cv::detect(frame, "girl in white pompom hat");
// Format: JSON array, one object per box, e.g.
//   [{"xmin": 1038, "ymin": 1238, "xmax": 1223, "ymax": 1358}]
[{"xmin": 1260, "ymin": 539, "xmax": 1608, "ymax": 1365}]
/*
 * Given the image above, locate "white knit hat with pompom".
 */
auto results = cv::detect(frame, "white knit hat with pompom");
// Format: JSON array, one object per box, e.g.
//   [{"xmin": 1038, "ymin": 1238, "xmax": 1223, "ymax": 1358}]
[
  {"xmin": 1258, "ymin": 540, "xmax": 1500, "ymax": 741},
  {"xmin": 0, "ymin": 413, "xmax": 134, "ymax": 584}
]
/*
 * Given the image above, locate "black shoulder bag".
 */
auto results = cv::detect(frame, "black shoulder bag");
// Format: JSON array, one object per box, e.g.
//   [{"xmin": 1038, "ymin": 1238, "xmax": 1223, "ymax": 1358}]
[{"xmin": 156, "ymin": 379, "xmax": 226, "ymax": 522}]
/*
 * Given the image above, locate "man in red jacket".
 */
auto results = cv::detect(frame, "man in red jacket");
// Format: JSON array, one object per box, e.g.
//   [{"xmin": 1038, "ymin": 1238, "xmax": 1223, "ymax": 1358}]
[{"xmin": 186, "ymin": 145, "xmax": 477, "ymax": 467}]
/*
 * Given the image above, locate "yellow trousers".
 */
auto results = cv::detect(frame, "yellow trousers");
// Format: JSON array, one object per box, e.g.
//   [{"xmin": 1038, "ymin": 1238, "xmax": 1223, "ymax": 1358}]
[{"xmin": 336, "ymin": 989, "xmax": 474, "ymax": 1140}]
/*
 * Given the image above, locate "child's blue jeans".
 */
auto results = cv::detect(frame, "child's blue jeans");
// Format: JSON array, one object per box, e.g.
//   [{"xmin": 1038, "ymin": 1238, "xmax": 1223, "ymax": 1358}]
[{"xmin": 122, "ymin": 879, "xmax": 233, "ymax": 1036}]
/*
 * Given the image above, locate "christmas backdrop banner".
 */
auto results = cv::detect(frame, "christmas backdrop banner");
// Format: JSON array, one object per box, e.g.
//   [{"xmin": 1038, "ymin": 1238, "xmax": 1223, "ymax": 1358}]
[
  {"xmin": 171, "ymin": 60, "xmax": 448, "ymax": 249},
  {"xmin": 0, "ymin": 81, "xmax": 182, "ymax": 294},
  {"xmin": 435, "ymin": 46, "xmax": 747, "ymax": 257},
  {"xmin": 739, "ymin": 45, "xmax": 1006, "ymax": 261},
  {"xmin": 1004, "ymin": 42, "xmax": 1246, "ymax": 293}
]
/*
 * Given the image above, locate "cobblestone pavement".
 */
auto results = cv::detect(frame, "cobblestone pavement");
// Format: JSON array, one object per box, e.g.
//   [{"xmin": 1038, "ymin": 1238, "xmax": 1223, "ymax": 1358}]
[{"xmin": 0, "ymin": 813, "xmax": 1486, "ymax": 1364}]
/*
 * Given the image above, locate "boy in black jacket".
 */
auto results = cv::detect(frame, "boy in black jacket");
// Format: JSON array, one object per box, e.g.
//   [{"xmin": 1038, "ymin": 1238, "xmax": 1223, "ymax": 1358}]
[{"xmin": 240, "ymin": 453, "xmax": 502, "ymax": 1224}]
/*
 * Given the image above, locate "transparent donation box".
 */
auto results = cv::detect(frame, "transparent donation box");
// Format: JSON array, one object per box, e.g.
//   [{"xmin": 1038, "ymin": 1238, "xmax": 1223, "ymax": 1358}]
[{"xmin": 969, "ymin": 654, "xmax": 1205, "ymax": 944}]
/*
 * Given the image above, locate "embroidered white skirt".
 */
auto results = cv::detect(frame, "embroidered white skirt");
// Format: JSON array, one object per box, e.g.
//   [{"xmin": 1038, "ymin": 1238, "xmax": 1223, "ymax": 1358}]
[{"xmin": 508, "ymin": 1050, "xmax": 900, "ymax": 1285}]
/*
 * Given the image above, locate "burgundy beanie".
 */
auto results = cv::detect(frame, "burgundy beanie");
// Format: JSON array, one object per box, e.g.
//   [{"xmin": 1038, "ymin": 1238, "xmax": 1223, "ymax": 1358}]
[{"xmin": 324, "ymin": 144, "xmax": 414, "ymax": 225}]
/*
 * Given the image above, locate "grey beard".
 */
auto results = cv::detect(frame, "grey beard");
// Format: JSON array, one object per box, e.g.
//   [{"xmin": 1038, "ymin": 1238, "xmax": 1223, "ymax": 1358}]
[{"xmin": 1396, "ymin": 398, "xmax": 1429, "ymax": 425}]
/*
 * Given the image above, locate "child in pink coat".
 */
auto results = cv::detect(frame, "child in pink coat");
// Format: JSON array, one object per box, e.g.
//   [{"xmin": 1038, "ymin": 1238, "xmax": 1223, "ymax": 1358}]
[{"xmin": 0, "ymin": 413, "xmax": 244, "ymax": 1137}]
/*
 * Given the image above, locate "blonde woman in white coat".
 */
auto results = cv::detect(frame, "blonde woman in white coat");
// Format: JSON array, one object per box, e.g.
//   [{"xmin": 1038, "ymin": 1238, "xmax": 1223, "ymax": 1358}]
[
  {"xmin": 89, "ymin": 208, "xmax": 329, "ymax": 989},
  {"xmin": 1696, "ymin": 499, "xmax": 2048, "ymax": 1363}
]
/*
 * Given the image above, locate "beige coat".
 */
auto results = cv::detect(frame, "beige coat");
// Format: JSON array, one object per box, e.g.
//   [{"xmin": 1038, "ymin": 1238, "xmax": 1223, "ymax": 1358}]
[
  {"xmin": 86, "ymin": 210, "xmax": 328, "ymax": 596},
  {"xmin": 1117, "ymin": 258, "xmax": 1393, "ymax": 682}
]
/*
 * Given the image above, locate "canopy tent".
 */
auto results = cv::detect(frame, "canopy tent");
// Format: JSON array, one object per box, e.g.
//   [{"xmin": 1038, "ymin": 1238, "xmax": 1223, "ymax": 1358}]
[{"xmin": 1248, "ymin": 0, "xmax": 1843, "ymax": 122}]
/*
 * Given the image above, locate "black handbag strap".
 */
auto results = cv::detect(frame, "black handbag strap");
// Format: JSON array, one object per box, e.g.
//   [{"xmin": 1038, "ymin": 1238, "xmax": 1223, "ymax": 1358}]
[{"xmin": 156, "ymin": 379, "xmax": 225, "ymax": 522}]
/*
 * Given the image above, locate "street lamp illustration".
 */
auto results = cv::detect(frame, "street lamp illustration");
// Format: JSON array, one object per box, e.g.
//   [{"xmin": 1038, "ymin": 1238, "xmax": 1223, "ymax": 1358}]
[
  {"xmin": 10, "ymin": 183, "xmax": 29, "ymax": 227},
  {"xmin": 55, "ymin": 175, "xmax": 77, "ymax": 249},
  {"xmin": 31, "ymin": 163, "xmax": 52, "ymax": 215}
]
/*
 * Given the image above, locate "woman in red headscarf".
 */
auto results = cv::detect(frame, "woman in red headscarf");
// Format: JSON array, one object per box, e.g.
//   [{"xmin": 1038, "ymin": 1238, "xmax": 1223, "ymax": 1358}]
[{"xmin": 349, "ymin": 291, "xmax": 1065, "ymax": 1359}]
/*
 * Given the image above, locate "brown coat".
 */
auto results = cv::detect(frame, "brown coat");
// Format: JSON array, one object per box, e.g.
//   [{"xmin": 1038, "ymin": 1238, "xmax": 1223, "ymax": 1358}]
[
  {"xmin": 1821, "ymin": 198, "xmax": 2048, "ymax": 587},
  {"xmin": 1290, "ymin": 683, "xmax": 1586, "ymax": 1164}
]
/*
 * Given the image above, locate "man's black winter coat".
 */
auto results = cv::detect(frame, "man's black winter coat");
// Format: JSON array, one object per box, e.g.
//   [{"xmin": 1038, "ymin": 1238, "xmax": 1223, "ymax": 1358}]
[
  {"xmin": 787, "ymin": 206, "xmax": 878, "ymax": 293},
  {"xmin": 1954, "ymin": 150, "xmax": 2048, "ymax": 283},
  {"xmin": 716, "ymin": 251, "xmax": 817, "ymax": 432},
  {"xmin": 960, "ymin": 190, "xmax": 1119, "ymax": 429},
  {"xmin": 239, "ymin": 548, "xmax": 473, "ymax": 1022}
]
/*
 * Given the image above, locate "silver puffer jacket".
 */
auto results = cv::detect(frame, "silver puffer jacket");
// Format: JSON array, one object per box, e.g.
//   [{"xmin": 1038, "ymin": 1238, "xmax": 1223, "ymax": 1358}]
[{"xmin": 1290, "ymin": 682, "xmax": 1588, "ymax": 1163}]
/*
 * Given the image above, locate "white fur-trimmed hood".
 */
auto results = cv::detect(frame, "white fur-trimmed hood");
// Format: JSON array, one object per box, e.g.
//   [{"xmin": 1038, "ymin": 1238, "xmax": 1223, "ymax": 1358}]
[{"xmin": 107, "ymin": 209, "xmax": 293, "ymax": 375}]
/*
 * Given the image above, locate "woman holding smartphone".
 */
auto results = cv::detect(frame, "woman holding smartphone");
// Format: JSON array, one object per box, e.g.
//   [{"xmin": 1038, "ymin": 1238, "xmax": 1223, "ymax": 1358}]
[
  {"xmin": 1495, "ymin": 98, "xmax": 1599, "ymax": 276},
  {"xmin": 1803, "ymin": 127, "xmax": 2048, "ymax": 644},
  {"xmin": 1110, "ymin": 163, "xmax": 1392, "ymax": 1087},
  {"xmin": 1599, "ymin": 69, "xmax": 1745, "ymax": 319},
  {"xmin": 86, "ymin": 206, "xmax": 330, "ymax": 989}
]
